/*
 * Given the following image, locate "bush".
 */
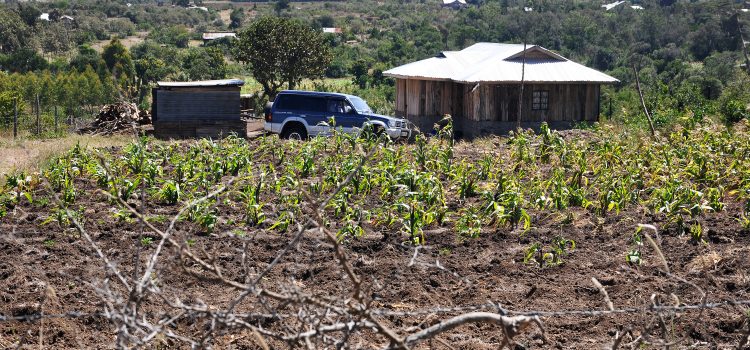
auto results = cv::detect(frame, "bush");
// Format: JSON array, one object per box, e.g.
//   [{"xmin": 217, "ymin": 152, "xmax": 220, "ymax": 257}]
[{"xmin": 720, "ymin": 99, "xmax": 749, "ymax": 125}]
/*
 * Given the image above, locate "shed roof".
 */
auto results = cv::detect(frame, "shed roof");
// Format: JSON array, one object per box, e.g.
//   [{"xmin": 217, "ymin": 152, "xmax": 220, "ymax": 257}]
[
  {"xmin": 383, "ymin": 43, "xmax": 619, "ymax": 84},
  {"xmin": 157, "ymin": 79, "xmax": 245, "ymax": 88}
]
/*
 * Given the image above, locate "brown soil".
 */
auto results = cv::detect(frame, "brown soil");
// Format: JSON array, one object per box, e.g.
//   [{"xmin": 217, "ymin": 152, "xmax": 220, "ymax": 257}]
[{"xmin": 1, "ymin": 140, "xmax": 750, "ymax": 349}]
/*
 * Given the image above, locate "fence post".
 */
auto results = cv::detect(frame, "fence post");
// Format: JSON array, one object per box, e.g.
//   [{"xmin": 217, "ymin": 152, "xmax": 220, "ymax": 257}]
[
  {"xmin": 35, "ymin": 94, "xmax": 41, "ymax": 135},
  {"xmin": 54, "ymin": 105, "xmax": 58, "ymax": 134},
  {"xmin": 13, "ymin": 98, "xmax": 18, "ymax": 140}
]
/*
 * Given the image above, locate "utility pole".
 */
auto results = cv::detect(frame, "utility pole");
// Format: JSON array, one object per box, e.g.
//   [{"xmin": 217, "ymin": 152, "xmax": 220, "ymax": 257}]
[
  {"xmin": 35, "ymin": 94, "xmax": 41, "ymax": 135},
  {"xmin": 13, "ymin": 98, "xmax": 18, "ymax": 140},
  {"xmin": 516, "ymin": 41, "xmax": 527, "ymax": 131}
]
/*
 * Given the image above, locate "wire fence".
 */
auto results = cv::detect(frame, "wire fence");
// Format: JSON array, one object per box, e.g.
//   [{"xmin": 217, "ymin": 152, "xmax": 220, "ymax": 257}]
[{"xmin": 1, "ymin": 95, "xmax": 97, "ymax": 139}]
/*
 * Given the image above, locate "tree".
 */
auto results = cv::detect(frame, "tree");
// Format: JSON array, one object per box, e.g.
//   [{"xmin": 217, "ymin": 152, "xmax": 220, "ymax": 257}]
[
  {"xmin": 0, "ymin": 49, "xmax": 48, "ymax": 73},
  {"xmin": 181, "ymin": 47, "xmax": 227, "ymax": 81},
  {"xmin": 102, "ymin": 38, "xmax": 135, "ymax": 97},
  {"xmin": 233, "ymin": 17, "xmax": 332, "ymax": 99},
  {"xmin": 351, "ymin": 59, "xmax": 369, "ymax": 89},
  {"xmin": 274, "ymin": 0, "xmax": 290, "ymax": 15},
  {"xmin": 0, "ymin": 7, "xmax": 33, "ymax": 54},
  {"xmin": 229, "ymin": 8, "xmax": 245, "ymax": 29},
  {"xmin": 17, "ymin": 3, "xmax": 41, "ymax": 27}
]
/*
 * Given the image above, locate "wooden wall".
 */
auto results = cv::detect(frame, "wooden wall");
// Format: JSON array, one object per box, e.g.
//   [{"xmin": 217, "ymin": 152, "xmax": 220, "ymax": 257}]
[
  {"xmin": 463, "ymin": 83, "xmax": 600, "ymax": 122},
  {"xmin": 394, "ymin": 78, "xmax": 601, "ymax": 126},
  {"xmin": 394, "ymin": 79, "xmax": 462, "ymax": 119}
]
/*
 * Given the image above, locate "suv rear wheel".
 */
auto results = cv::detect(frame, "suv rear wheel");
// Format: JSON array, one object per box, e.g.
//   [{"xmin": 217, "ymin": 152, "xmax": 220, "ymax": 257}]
[{"xmin": 280, "ymin": 123, "xmax": 307, "ymax": 140}]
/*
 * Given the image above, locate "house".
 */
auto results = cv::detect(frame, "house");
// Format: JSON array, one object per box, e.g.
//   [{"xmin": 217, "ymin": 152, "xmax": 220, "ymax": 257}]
[
  {"xmin": 441, "ymin": 0, "xmax": 467, "ymax": 9},
  {"xmin": 383, "ymin": 43, "xmax": 619, "ymax": 137},
  {"xmin": 151, "ymin": 79, "xmax": 246, "ymax": 139},
  {"xmin": 602, "ymin": 1, "xmax": 644, "ymax": 10},
  {"xmin": 322, "ymin": 27, "xmax": 343, "ymax": 34},
  {"xmin": 202, "ymin": 32, "xmax": 236, "ymax": 44}
]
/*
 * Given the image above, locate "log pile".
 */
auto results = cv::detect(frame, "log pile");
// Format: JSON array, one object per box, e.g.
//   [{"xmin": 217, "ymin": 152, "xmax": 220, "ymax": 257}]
[{"xmin": 79, "ymin": 102, "xmax": 151, "ymax": 134}]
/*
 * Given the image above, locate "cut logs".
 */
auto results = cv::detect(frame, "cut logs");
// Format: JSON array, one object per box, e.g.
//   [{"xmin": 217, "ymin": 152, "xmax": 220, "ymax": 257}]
[{"xmin": 79, "ymin": 102, "xmax": 151, "ymax": 135}]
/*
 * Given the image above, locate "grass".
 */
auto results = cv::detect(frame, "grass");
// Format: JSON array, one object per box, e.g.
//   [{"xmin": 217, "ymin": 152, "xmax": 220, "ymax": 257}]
[{"xmin": 0, "ymin": 131, "xmax": 134, "ymax": 181}]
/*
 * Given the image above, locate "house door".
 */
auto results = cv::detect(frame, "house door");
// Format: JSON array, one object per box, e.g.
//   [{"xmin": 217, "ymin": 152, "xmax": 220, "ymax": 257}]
[{"xmin": 505, "ymin": 87, "xmax": 519, "ymax": 122}]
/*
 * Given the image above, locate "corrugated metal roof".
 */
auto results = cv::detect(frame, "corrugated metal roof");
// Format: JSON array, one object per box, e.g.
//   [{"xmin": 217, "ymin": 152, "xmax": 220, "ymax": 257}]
[
  {"xmin": 202, "ymin": 32, "xmax": 237, "ymax": 40},
  {"xmin": 383, "ymin": 43, "xmax": 619, "ymax": 84},
  {"xmin": 157, "ymin": 79, "xmax": 245, "ymax": 87}
]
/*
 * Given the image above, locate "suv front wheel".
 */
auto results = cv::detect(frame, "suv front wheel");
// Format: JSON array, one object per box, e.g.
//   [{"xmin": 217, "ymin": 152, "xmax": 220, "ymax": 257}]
[{"xmin": 280, "ymin": 123, "xmax": 308, "ymax": 140}]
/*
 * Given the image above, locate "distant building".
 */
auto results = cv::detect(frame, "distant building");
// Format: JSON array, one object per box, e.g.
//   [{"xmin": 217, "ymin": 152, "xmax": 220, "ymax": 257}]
[
  {"xmin": 322, "ymin": 27, "xmax": 343, "ymax": 34},
  {"xmin": 441, "ymin": 0, "xmax": 467, "ymax": 9},
  {"xmin": 202, "ymin": 32, "xmax": 237, "ymax": 44},
  {"xmin": 188, "ymin": 5, "xmax": 209, "ymax": 11},
  {"xmin": 602, "ymin": 1, "xmax": 644, "ymax": 10},
  {"xmin": 383, "ymin": 43, "xmax": 619, "ymax": 137}
]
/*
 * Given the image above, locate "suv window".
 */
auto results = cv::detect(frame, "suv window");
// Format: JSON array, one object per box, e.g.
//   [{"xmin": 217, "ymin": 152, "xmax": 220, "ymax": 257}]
[
  {"xmin": 275, "ymin": 94, "xmax": 327, "ymax": 113},
  {"xmin": 327, "ymin": 99, "xmax": 349, "ymax": 114}
]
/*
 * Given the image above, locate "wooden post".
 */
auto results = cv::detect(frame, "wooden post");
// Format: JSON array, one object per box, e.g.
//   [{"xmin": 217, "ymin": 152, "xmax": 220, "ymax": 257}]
[
  {"xmin": 54, "ymin": 105, "xmax": 58, "ymax": 133},
  {"xmin": 35, "ymin": 94, "xmax": 40, "ymax": 135},
  {"xmin": 608, "ymin": 96, "xmax": 613, "ymax": 120},
  {"xmin": 13, "ymin": 98, "xmax": 18, "ymax": 140},
  {"xmin": 516, "ymin": 41, "xmax": 527, "ymax": 131},
  {"xmin": 632, "ymin": 64, "xmax": 657, "ymax": 139}
]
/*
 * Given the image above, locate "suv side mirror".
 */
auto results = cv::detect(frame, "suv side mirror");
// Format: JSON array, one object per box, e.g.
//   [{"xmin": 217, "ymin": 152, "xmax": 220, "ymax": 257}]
[{"xmin": 344, "ymin": 105, "xmax": 354, "ymax": 114}]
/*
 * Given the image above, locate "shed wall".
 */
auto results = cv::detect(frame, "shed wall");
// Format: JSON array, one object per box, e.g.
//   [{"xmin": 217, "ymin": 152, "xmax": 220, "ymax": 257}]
[{"xmin": 155, "ymin": 89, "xmax": 241, "ymax": 122}]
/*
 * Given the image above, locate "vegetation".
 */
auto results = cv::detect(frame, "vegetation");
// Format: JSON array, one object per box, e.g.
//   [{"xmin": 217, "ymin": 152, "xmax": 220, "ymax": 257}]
[
  {"xmin": 0, "ymin": 1, "xmax": 747, "ymax": 127},
  {"xmin": 233, "ymin": 16, "xmax": 332, "ymax": 98},
  {"xmin": 3, "ymin": 117, "xmax": 748, "ymax": 256}
]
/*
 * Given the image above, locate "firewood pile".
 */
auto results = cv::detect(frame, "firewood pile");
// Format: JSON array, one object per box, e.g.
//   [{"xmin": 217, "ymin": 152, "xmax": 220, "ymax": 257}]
[{"xmin": 79, "ymin": 102, "xmax": 151, "ymax": 135}]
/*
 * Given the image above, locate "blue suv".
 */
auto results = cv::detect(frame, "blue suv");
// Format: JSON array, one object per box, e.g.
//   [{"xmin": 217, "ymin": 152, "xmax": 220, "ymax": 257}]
[{"xmin": 264, "ymin": 90, "xmax": 411, "ymax": 140}]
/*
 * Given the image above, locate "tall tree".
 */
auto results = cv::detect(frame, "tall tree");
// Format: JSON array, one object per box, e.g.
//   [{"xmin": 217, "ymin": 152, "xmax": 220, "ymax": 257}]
[
  {"xmin": 229, "ymin": 8, "xmax": 245, "ymax": 29},
  {"xmin": 233, "ymin": 17, "xmax": 332, "ymax": 99},
  {"xmin": 102, "ymin": 38, "xmax": 135, "ymax": 98}
]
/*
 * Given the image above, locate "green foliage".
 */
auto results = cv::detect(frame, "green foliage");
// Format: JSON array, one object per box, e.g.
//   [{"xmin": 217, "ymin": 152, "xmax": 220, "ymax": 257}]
[
  {"xmin": 233, "ymin": 17, "xmax": 332, "ymax": 98},
  {"xmin": 720, "ymin": 99, "xmax": 749, "ymax": 125},
  {"xmin": 148, "ymin": 25, "xmax": 191, "ymax": 48},
  {"xmin": 0, "ymin": 49, "xmax": 48, "ymax": 73},
  {"xmin": 180, "ymin": 47, "xmax": 227, "ymax": 81}
]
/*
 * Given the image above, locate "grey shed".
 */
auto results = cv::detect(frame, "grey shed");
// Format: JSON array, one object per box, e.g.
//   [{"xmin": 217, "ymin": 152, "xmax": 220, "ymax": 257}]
[{"xmin": 152, "ymin": 79, "xmax": 247, "ymax": 139}]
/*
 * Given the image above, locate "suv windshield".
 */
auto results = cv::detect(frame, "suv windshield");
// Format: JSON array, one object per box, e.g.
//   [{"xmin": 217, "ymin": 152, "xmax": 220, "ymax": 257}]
[{"xmin": 348, "ymin": 96, "xmax": 372, "ymax": 114}]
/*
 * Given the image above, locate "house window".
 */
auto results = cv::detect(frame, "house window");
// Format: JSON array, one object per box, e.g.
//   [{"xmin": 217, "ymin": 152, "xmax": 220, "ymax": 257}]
[{"xmin": 532, "ymin": 90, "xmax": 549, "ymax": 110}]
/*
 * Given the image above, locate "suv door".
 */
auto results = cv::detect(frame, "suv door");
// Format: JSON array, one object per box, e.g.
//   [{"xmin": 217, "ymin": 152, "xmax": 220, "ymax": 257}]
[
  {"xmin": 297, "ymin": 96, "xmax": 328, "ymax": 136},
  {"xmin": 326, "ymin": 98, "xmax": 361, "ymax": 134}
]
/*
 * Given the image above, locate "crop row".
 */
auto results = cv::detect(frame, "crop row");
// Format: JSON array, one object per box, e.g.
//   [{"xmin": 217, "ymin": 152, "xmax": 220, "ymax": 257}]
[{"xmin": 2, "ymin": 121, "xmax": 749, "ymax": 265}]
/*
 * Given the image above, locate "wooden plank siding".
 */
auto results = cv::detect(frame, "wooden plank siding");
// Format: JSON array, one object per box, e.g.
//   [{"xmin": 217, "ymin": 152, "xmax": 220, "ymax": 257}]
[
  {"xmin": 395, "ymin": 79, "xmax": 600, "ymax": 122},
  {"xmin": 464, "ymin": 83, "xmax": 600, "ymax": 122},
  {"xmin": 394, "ymin": 79, "xmax": 601, "ymax": 135}
]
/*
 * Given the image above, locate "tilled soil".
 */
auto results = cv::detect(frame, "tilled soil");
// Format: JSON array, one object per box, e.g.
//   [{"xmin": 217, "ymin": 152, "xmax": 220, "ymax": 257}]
[
  {"xmin": 2, "ymin": 198, "xmax": 750, "ymax": 349},
  {"xmin": 1, "ymin": 136, "xmax": 750, "ymax": 348}
]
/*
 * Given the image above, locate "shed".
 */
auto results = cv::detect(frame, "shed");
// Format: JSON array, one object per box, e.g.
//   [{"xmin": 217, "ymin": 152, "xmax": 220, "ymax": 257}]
[
  {"xmin": 383, "ymin": 43, "xmax": 619, "ymax": 137},
  {"xmin": 152, "ymin": 79, "xmax": 246, "ymax": 139}
]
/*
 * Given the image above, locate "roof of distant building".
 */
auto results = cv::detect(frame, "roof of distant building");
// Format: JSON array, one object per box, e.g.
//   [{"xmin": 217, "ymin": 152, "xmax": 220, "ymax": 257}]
[{"xmin": 202, "ymin": 32, "xmax": 237, "ymax": 40}]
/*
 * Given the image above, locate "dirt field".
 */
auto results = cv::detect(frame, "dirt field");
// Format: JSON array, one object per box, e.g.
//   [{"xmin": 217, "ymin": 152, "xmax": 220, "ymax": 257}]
[{"xmin": 1, "ymin": 131, "xmax": 750, "ymax": 348}]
